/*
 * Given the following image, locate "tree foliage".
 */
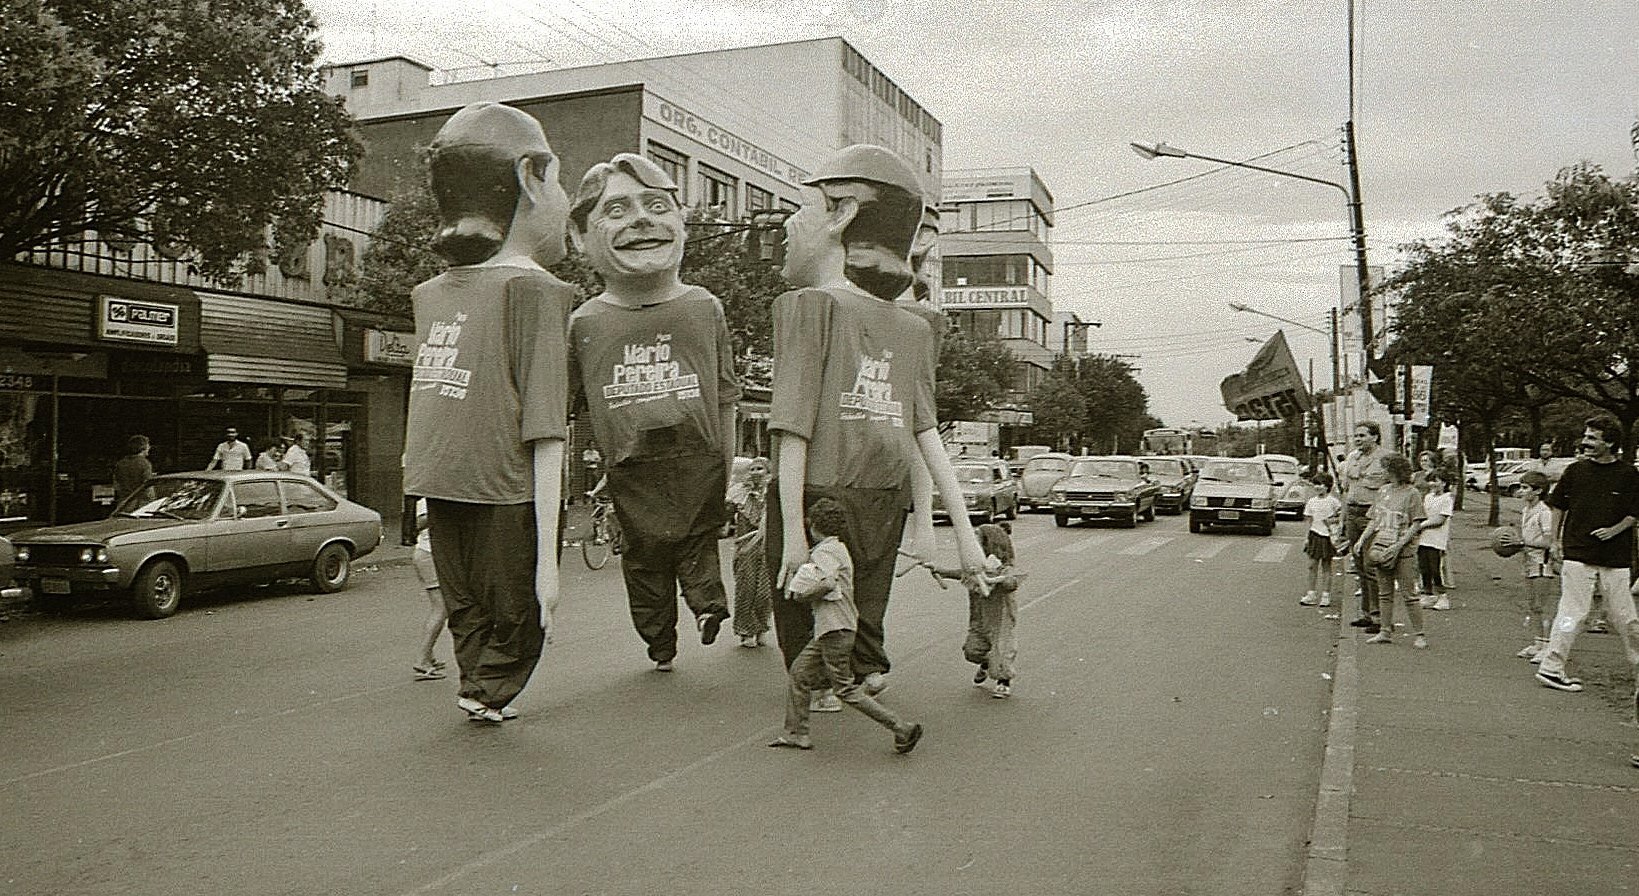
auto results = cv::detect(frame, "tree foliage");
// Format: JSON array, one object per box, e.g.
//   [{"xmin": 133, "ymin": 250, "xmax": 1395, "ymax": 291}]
[
  {"xmin": 1026, "ymin": 356, "xmax": 1087, "ymax": 450},
  {"xmin": 1022, "ymin": 353, "xmax": 1155, "ymax": 453},
  {"xmin": 0, "ymin": 0, "xmax": 360, "ymax": 280},
  {"xmin": 934, "ymin": 328, "xmax": 1014, "ymax": 423}
]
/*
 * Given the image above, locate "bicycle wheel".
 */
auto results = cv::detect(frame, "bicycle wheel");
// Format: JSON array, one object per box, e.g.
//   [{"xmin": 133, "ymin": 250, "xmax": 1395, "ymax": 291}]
[{"xmin": 582, "ymin": 514, "xmax": 612, "ymax": 570}]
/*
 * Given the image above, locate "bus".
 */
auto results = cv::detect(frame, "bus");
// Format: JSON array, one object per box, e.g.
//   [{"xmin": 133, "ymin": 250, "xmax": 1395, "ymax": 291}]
[{"xmin": 1141, "ymin": 426, "xmax": 1218, "ymax": 457}]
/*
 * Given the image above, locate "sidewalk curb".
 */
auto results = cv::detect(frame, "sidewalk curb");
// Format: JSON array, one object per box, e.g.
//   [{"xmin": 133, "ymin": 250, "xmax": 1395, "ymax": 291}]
[{"xmin": 1301, "ymin": 609, "xmax": 1358, "ymax": 896}]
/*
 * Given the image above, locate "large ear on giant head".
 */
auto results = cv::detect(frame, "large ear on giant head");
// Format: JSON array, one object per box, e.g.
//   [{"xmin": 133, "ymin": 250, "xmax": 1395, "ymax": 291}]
[{"xmin": 824, "ymin": 193, "xmax": 860, "ymax": 237}]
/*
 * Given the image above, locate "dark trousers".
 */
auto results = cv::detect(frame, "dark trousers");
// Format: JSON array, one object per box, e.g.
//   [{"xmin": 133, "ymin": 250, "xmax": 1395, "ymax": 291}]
[
  {"xmin": 1345, "ymin": 502, "xmax": 1378, "ymax": 616},
  {"xmin": 608, "ymin": 453, "xmax": 729, "ymax": 663},
  {"xmin": 425, "ymin": 499, "xmax": 545, "ymax": 709},
  {"xmin": 766, "ymin": 482, "xmax": 908, "ymax": 676},
  {"xmin": 784, "ymin": 630, "xmax": 904, "ymax": 737}
]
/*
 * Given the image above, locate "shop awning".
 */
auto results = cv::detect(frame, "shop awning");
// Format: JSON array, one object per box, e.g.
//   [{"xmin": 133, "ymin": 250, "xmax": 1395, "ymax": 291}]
[{"xmin": 198, "ymin": 292, "xmax": 349, "ymax": 388}]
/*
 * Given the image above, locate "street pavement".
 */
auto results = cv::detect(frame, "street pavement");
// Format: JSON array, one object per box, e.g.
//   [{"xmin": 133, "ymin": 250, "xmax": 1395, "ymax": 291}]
[{"xmin": 0, "ymin": 499, "xmax": 1632, "ymax": 895}]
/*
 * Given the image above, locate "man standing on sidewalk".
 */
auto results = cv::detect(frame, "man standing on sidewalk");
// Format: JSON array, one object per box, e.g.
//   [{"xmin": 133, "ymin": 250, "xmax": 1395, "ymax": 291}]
[
  {"xmin": 1344, "ymin": 422, "xmax": 1389, "ymax": 633},
  {"xmin": 1533, "ymin": 415, "xmax": 1639, "ymax": 693}
]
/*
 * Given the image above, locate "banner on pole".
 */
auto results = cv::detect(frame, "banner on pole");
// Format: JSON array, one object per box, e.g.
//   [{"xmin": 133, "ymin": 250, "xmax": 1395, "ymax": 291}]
[
  {"xmin": 1409, "ymin": 365, "xmax": 1433, "ymax": 427},
  {"xmin": 1220, "ymin": 330, "xmax": 1314, "ymax": 421}
]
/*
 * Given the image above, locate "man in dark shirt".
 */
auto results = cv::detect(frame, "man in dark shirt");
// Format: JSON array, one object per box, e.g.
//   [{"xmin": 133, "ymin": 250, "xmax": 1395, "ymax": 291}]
[
  {"xmin": 1533, "ymin": 415, "xmax": 1639, "ymax": 693},
  {"xmin": 113, "ymin": 435, "xmax": 153, "ymax": 505}
]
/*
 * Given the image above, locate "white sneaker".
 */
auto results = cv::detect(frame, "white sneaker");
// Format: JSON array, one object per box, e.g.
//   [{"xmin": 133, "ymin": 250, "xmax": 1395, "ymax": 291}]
[
  {"xmin": 1299, "ymin": 591, "xmax": 1319, "ymax": 606},
  {"xmin": 1318, "ymin": 593, "xmax": 1332, "ymax": 607},
  {"xmin": 1418, "ymin": 594, "xmax": 1437, "ymax": 609},
  {"xmin": 1432, "ymin": 596, "xmax": 1451, "ymax": 611},
  {"xmin": 1516, "ymin": 642, "xmax": 1541, "ymax": 659},
  {"xmin": 457, "ymin": 697, "xmax": 503, "ymax": 724}
]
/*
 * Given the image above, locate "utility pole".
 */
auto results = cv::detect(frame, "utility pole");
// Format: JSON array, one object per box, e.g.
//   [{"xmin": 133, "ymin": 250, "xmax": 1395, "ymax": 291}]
[{"xmin": 1343, "ymin": 121, "xmax": 1372, "ymax": 358}]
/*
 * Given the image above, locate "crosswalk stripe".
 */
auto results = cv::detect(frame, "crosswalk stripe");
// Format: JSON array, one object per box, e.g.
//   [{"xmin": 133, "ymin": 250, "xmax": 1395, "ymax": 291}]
[
  {"xmin": 1055, "ymin": 533, "xmax": 1114, "ymax": 554},
  {"xmin": 1118, "ymin": 537, "xmax": 1173, "ymax": 556},
  {"xmin": 1185, "ymin": 539, "xmax": 1232, "ymax": 560},
  {"xmin": 1253, "ymin": 543, "xmax": 1292, "ymax": 563}
]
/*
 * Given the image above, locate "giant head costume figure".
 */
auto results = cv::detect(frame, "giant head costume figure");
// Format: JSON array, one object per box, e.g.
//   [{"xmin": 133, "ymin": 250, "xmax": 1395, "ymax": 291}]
[
  {"xmin": 568, "ymin": 153, "xmax": 686, "ymax": 301},
  {"xmin": 427, "ymin": 101, "xmax": 569, "ymax": 268},
  {"xmin": 781, "ymin": 144, "xmax": 924, "ymax": 301}
]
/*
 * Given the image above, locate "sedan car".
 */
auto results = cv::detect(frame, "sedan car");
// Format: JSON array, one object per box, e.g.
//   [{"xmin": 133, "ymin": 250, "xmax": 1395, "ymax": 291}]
[
  {"xmin": 1138, "ymin": 456, "xmax": 1195, "ymax": 514},
  {"xmin": 1017, "ymin": 452, "xmax": 1075, "ymax": 511},
  {"xmin": 0, "ymin": 535, "xmax": 24, "ymax": 605},
  {"xmin": 1189, "ymin": 458, "xmax": 1279, "ymax": 535},
  {"xmin": 936, "ymin": 458, "xmax": 1018, "ymax": 524},
  {"xmin": 1049, "ymin": 456, "xmax": 1161, "ymax": 528},
  {"xmin": 1469, "ymin": 459, "xmax": 1529, "ymax": 493},
  {"xmin": 1254, "ymin": 454, "xmax": 1310, "ymax": 518},
  {"xmin": 12, "ymin": 471, "xmax": 382, "ymax": 618}
]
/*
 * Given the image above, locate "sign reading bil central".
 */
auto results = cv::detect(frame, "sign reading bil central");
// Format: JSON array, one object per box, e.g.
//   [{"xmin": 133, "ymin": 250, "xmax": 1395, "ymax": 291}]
[{"xmin": 98, "ymin": 296, "xmax": 179, "ymax": 346}]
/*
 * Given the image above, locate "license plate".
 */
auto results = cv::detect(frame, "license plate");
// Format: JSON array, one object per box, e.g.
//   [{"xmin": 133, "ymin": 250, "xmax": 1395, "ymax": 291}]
[
  {"xmin": 1219, "ymin": 510, "xmax": 1241, "ymax": 520},
  {"xmin": 40, "ymin": 577, "xmax": 71, "ymax": 594}
]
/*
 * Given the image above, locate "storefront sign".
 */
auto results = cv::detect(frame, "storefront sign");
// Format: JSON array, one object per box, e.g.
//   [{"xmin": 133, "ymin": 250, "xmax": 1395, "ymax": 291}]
[
  {"xmin": 364, "ymin": 328, "xmax": 414, "ymax": 366},
  {"xmin": 941, "ymin": 286, "xmax": 1030, "ymax": 307},
  {"xmin": 644, "ymin": 94, "xmax": 810, "ymax": 186},
  {"xmin": 98, "ymin": 296, "xmax": 179, "ymax": 346},
  {"xmin": 942, "ymin": 173, "xmax": 1031, "ymax": 203},
  {"xmin": 110, "ymin": 352, "xmax": 205, "ymax": 379}
]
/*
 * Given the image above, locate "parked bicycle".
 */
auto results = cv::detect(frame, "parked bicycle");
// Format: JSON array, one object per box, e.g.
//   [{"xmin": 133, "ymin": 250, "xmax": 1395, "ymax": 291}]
[{"xmin": 581, "ymin": 488, "xmax": 623, "ymax": 570}]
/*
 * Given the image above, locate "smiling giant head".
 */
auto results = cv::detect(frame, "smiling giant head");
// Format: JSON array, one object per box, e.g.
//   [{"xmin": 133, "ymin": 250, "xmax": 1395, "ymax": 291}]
[{"xmin": 570, "ymin": 153, "xmax": 686, "ymax": 298}]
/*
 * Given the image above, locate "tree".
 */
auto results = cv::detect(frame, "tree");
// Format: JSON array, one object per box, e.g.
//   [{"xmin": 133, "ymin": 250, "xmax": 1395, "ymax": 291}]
[
  {"xmin": 680, "ymin": 217, "xmax": 789, "ymax": 390},
  {"xmin": 1, "ymin": 0, "xmax": 360, "ymax": 281},
  {"xmin": 1077, "ymin": 354, "xmax": 1154, "ymax": 454},
  {"xmin": 934, "ymin": 328, "xmax": 1013, "ymax": 423},
  {"xmin": 1026, "ymin": 356, "xmax": 1087, "ymax": 450}
]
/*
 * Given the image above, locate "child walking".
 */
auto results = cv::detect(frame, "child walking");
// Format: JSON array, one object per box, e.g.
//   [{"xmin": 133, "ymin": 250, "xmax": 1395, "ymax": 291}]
[
  {"xmin": 410, "ymin": 498, "xmax": 449, "ymax": 681},
  {"xmin": 1513, "ymin": 471, "xmax": 1557, "ymax": 661},
  {"xmin": 769, "ymin": 497, "xmax": 924, "ymax": 754},
  {"xmin": 958, "ymin": 523, "xmax": 1024, "ymax": 698},
  {"xmin": 1416, "ymin": 471, "xmax": 1454, "ymax": 611},
  {"xmin": 1357, "ymin": 454, "xmax": 1430, "ymax": 648},
  {"xmin": 1300, "ymin": 472, "xmax": 1343, "ymax": 607}
]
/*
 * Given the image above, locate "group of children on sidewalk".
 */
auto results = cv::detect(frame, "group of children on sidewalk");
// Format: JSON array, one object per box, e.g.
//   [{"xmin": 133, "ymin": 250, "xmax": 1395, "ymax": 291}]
[{"xmin": 1300, "ymin": 457, "xmax": 1455, "ymax": 648}]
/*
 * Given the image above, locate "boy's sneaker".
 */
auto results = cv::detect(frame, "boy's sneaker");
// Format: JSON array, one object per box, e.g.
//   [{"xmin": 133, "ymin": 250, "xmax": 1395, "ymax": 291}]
[
  {"xmin": 860, "ymin": 672, "xmax": 888, "ymax": 696},
  {"xmin": 1412, "ymin": 635, "xmax": 1429, "ymax": 650},
  {"xmin": 1535, "ymin": 670, "xmax": 1584, "ymax": 692},
  {"xmin": 457, "ymin": 697, "xmax": 503, "ymax": 724},
  {"xmin": 1516, "ymin": 642, "xmax": 1541, "ymax": 659},
  {"xmin": 972, "ymin": 667, "xmax": 989, "ymax": 686},
  {"xmin": 1366, "ymin": 632, "xmax": 1393, "ymax": 644},
  {"xmin": 499, "ymin": 706, "xmax": 519, "ymax": 721},
  {"xmin": 809, "ymin": 690, "xmax": 842, "ymax": 712},
  {"xmin": 1299, "ymin": 592, "xmax": 1319, "ymax": 606},
  {"xmin": 1432, "ymin": 596, "xmax": 1451, "ymax": 611},
  {"xmin": 697, "ymin": 612, "xmax": 724, "ymax": 645},
  {"xmin": 1318, "ymin": 593, "xmax": 1332, "ymax": 607},
  {"xmin": 654, "ymin": 659, "xmax": 675, "ymax": 672},
  {"xmin": 991, "ymin": 682, "xmax": 1011, "ymax": 699},
  {"xmin": 893, "ymin": 723, "xmax": 925, "ymax": 754}
]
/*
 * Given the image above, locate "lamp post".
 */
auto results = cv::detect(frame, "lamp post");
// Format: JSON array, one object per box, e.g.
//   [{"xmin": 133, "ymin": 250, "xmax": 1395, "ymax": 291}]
[{"xmin": 1131, "ymin": 139, "xmax": 1374, "ymax": 361}]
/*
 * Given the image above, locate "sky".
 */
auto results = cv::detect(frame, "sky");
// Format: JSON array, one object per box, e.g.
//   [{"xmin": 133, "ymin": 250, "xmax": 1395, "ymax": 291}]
[{"xmin": 309, "ymin": 0, "xmax": 1639, "ymax": 426}]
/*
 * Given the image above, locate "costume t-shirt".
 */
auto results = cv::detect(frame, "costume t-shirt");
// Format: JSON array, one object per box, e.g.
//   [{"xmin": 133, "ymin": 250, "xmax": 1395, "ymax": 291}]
[
  {"xmin": 567, "ymin": 287, "xmax": 740, "ymax": 466},
  {"xmin": 769, "ymin": 286, "xmax": 938, "ymax": 491},
  {"xmin": 1305, "ymin": 494, "xmax": 1342, "ymax": 537},
  {"xmin": 1418, "ymin": 492, "xmax": 1453, "ymax": 550},
  {"xmin": 1547, "ymin": 458, "xmax": 1639, "ymax": 567},
  {"xmin": 1520, "ymin": 501, "xmax": 1554, "ymax": 577},
  {"xmin": 404, "ymin": 265, "xmax": 571, "ymax": 504},
  {"xmin": 1368, "ymin": 484, "xmax": 1426, "ymax": 561}
]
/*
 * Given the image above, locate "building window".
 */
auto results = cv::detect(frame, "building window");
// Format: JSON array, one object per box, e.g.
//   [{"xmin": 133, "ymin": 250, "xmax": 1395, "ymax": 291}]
[
  {"xmin": 350, "ymin": 69, "xmax": 368, "ymax": 89},
  {"xmin": 746, "ymin": 184, "xmax": 774, "ymax": 213},
  {"xmin": 646, "ymin": 142, "xmax": 688, "ymax": 204},
  {"xmin": 700, "ymin": 164, "xmax": 738, "ymax": 219}
]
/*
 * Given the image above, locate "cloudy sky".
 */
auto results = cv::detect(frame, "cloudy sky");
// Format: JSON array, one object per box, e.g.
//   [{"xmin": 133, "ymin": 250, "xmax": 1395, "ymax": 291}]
[{"xmin": 311, "ymin": 1, "xmax": 1639, "ymax": 426}]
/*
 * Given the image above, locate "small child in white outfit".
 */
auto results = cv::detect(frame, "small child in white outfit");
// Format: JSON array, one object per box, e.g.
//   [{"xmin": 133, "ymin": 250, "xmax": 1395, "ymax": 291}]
[{"xmin": 1300, "ymin": 473, "xmax": 1343, "ymax": 607}]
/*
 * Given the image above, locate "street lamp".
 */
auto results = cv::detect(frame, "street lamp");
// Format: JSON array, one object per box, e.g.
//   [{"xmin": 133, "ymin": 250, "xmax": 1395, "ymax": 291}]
[
  {"xmin": 1130, "ymin": 139, "xmax": 1374, "ymax": 359},
  {"xmin": 1229, "ymin": 301, "xmax": 1340, "ymax": 393}
]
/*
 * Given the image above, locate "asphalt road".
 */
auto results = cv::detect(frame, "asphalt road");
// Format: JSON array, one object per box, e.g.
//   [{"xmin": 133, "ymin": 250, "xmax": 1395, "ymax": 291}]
[{"xmin": 1, "ymin": 509, "xmax": 1339, "ymax": 896}]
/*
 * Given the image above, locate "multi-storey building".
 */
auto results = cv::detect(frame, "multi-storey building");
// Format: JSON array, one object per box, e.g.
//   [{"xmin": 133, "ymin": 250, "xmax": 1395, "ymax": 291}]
[{"xmin": 938, "ymin": 167, "xmax": 1056, "ymax": 408}]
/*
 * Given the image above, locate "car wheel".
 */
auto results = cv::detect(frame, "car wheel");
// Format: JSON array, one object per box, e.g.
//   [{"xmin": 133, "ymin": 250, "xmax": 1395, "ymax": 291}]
[
  {"xmin": 1005, "ymin": 497, "xmax": 1017, "ymax": 520},
  {"xmin": 1188, "ymin": 514, "xmax": 1203, "ymax": 534},
  {"xmin": 1054, "ymin": 512, "xmax": 1070, "ymax": 528},
  {"xmin": 310, "ymin": 543, "xmax": 352, "ymax": 593},
  {"xmin": 1142, "ymin": 500, "xmax": 1156, "ymax": 522},
  {"xmin": 1259, "ymin": 518, "xmax": 1276, "ymax": 536},
  {"xmin": 1123, "ymin": 507, "xmax": 1139, "ymax": 529},
  {"xmin": 132, "ymin": 560, "xmax": 183, "ymax": 619}
]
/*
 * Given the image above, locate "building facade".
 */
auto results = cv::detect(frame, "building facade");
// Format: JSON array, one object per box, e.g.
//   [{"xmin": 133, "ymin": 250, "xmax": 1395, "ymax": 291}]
[
  {"xmin": 938, "ymin": 167, "xmax": 1057, "ymax": 408},
  {"xmin": 0, "ymin": 192, "xmax": 411, "ymax": 528}
]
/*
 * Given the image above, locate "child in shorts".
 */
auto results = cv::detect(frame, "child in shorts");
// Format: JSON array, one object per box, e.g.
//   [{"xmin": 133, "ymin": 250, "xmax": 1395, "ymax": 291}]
[
  {"xmin": 1301, "ymin": 473, "xmax": 1343, "ymax": 607},
  {"xmin": 1514, "ymin": 471, "xmax": 1557, "ymax": 661},
  {"xmin": 768, "ymin": 497, "xmax": 924, "ymax": 754},
  {"xmin": 1416, "ymin": 472, "xmax": 1454, "ymax": 611}
]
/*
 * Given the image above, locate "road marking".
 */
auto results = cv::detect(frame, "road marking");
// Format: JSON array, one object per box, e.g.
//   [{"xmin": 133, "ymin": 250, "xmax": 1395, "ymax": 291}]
[
  {"xmin": 1186, "ymin": 540, "xmax": 1232, "ymax": 559},
  {"xmin": 1020, "ymin": 576, "xmax": 1081, "ymax": 612},
  {"xmin": 1254, "ymin": 543, "xmax": 1292, "ymax": 563},
  {"xmin": 1054, "ymin": 533, "xmax": 1113, "ymax": 554},
  {"xmin": 1118, "ymin": 537, "xmax": 1173, "ymax": 556}
]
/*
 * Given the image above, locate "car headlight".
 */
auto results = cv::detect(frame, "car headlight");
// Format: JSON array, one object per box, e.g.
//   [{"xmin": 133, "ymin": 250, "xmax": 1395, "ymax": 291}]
[
  {"xmin": 1250, "ymin": 498, "xmax": 1273, "ymax": 510},
  {"xmin": 95, "ymin": 547, "xmax": 109, "ymax": 563},
  {"xmin": 77, "ymin": 546, "xmax": 109, "ymax": 564},
  {"xmin": 14, "ymin": 546, "xmax": 28, "ymax": 563}
]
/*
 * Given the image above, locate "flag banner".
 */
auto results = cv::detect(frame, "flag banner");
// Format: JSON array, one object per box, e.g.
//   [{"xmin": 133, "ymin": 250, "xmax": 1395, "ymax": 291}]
[
  {"xmin": 1409, "ymin": 365, "xmax": 1433, "ymax": 426},
  {"xmin": 1220, "ymin": 330, "xmax": 1314, "ymax": 420}
]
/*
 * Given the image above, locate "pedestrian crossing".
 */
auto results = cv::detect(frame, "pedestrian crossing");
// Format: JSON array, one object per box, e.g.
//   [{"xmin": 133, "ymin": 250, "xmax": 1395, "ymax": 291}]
[{"xmin": 1016, "ymin": 527, "xmax": 1304, "ymax": 568}]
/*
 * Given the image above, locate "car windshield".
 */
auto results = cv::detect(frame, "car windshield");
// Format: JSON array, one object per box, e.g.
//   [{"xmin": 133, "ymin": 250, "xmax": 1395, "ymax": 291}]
[
  {"xmin": 1024, "ymin": 458, "xmax": 1068, "ymax": 474},
  {"xmin": 115, "ymin": 478, "xmax": 223, "ymax": 520},
  {"xmin": 1143, "ymin": 459, "xmax": 1185, "ymax": 476},
  {"xmin": 1070, "ymin": 459, "xmax": 1139, "ymax": 479},
  {"xmin": 954, "ymin": 464, "xmax": 992, "ymax": 484},
  {"xmin": 1198, "ymin": 462, "xmax": 1271, "ymax": 483},
  {"xmin": 1262, "ymin": 458, "xmax": 1299, "ymax": 475}
]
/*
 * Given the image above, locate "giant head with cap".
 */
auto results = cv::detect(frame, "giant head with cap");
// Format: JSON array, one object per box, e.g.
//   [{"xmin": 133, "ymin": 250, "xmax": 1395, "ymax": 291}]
[
  {"xmin": 782, "ymin": 144, "xmax": 923, "ymax": 301},
  {"xmin": 425, "ymin": 102, "xmax": 569, "ymax": 267},
  {"xmin": 569, "ymin": 153, "xmax": 686, "ymax": 295}
]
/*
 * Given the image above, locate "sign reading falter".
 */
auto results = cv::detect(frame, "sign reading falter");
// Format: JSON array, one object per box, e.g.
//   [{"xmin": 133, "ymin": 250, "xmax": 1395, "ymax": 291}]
[
  {"xmin": 1219, "ymin": 330, "xmax": 1314, "ymax": 421},
  {"xmin": 98, "ymin": 296, "xmax": 179, "ymax": 346}
]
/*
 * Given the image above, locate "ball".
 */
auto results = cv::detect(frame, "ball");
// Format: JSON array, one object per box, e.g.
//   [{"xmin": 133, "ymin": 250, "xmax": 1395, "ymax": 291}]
[{"xmin": 1490, "ymin": 526, "xmax": 1523, "ymax": 558}]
